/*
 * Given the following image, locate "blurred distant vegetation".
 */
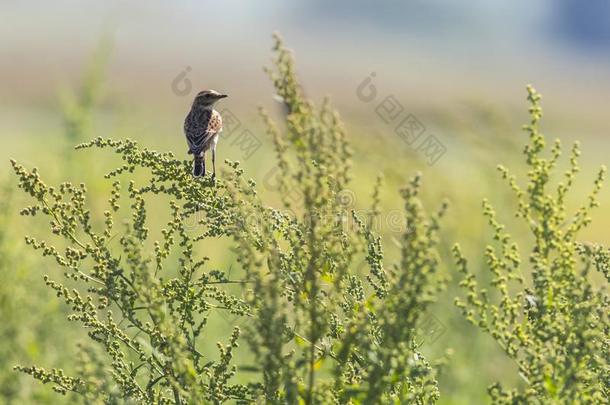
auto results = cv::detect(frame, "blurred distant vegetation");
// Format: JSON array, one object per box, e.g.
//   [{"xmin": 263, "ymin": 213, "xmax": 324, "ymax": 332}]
[{"xmin": 1, "ymin": 33, "xmax": 609, "ymax": 404}]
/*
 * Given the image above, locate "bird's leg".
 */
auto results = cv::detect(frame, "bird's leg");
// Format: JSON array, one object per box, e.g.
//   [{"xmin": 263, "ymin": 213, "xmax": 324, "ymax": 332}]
[
  {"xmin": 211, "ymin": 146, "xmax": 216, "ymax": 180},
  {"xmin": 201, "ymin": 152, "xmax": 206, "ymax": 177}
]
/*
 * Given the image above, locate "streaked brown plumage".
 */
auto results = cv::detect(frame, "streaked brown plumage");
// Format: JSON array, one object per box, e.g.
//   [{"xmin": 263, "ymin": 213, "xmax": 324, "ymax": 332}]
[{"xmin": 184, "ymin": 89, "xmax": 227, "ymax": 178}]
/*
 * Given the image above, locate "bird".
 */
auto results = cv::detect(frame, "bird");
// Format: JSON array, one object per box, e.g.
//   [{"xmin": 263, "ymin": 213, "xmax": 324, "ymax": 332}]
[{"xmin": 183, "ymin": 89, "xmax": 228, "ymax": 178}]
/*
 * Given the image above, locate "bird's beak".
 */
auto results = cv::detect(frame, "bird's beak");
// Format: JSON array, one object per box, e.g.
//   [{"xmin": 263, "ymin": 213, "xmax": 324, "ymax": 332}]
[{"xmin": 217, "ymin": 94, "xmax": 228, "ymax": 99}]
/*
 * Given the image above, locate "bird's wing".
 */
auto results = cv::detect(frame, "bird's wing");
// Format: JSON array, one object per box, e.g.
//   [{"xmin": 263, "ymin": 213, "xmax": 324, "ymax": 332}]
[{"xmin": 184, "ymin": 110, "xmax": 221, "ymax": 154}]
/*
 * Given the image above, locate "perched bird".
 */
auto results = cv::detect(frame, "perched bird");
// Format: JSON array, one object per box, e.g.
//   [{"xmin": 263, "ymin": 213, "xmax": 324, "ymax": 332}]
[{"xmin": 183, "ymin": 89, "xmax": 228, "ymax": 178}]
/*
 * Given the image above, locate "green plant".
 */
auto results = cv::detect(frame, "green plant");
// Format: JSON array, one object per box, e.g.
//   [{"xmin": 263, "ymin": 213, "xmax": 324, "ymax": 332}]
[
  {"xmin": 11, "ymin": 34, "xmax": 448, "ymax": 404},
  {"xmin": 453, "ymin": 85, "xmax": 608, "ymax": 403}
]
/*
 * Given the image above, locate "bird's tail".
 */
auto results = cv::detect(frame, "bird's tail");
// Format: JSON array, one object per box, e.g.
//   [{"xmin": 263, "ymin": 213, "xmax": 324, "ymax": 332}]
[{"xmin": 193, "ymin": 155, "xmax": 204, "ymax": 177}]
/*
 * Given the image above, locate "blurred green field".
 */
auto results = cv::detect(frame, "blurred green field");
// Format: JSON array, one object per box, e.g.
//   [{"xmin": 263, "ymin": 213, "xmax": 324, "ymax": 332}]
[{"xmin": 1, "ymin": 41, "xmax": 610, "ymax": 404}]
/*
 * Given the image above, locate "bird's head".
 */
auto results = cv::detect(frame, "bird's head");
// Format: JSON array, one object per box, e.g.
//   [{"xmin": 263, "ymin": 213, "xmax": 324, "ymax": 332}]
[{"xmin": 192, "ymin": 89, "xmax": 228, "ymax": 109}]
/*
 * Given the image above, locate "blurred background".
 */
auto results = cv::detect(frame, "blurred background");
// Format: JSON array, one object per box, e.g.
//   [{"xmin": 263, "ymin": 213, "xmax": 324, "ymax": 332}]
[{"xmin": 1, "ymin": 1, "xmax": 609, "ymax": 403}]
